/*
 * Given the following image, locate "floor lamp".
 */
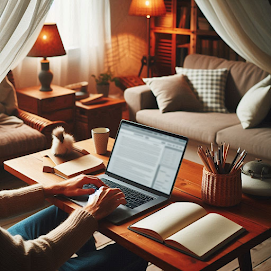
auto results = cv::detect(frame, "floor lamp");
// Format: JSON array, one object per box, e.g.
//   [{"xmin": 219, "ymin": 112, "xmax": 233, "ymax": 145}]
[{"xmin": 129, "ymin": 0, "xmax": 166, "ymax": 77}]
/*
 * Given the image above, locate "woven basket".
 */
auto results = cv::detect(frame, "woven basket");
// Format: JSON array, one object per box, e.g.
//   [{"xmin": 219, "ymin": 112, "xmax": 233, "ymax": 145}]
[{"xmin": 201, "ymin": 166, "xmax": 242, "ymax": 207}]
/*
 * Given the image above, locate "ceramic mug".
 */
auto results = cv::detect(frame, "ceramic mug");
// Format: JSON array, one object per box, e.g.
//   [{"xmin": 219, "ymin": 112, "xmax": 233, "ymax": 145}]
[{"xmin": 91, "ymin": 127, "xmax": 110, "ymax": 154}]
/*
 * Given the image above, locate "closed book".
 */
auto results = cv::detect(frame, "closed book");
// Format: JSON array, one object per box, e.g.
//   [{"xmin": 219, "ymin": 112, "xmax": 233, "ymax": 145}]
[
  {"xmin": 129, "ymin": 202, "xmax": 246, "ymax": 260},
  {"xmin": 53, "ymin": 154, "xmax": 105, "ymax": 178},
  {"xmin": 80, "ymin": 94, "xmax": 104, "ymax": 105}
]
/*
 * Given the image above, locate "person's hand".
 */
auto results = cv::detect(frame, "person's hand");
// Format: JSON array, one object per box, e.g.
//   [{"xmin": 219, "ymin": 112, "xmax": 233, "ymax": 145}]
[
  {"xmin": 43, "ymin": 174, "xmax": 106, "ymax": 197},
  {"xmin": 83, "ymin": 187, "xmax": 126, "ymax": 220}
]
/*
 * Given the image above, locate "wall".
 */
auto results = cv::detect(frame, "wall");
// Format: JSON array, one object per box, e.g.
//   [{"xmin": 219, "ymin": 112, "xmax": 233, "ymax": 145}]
[
  {"xmin": 109, "ymin": 0, "xmax": 147, "ymax": 76},
  {"xmin": 12, "ymin": 1, "xmax": 147, "ymax": 97},
  {"xmin": 108, "ymin": 0, "xmax": 148, "ymax": 97}
]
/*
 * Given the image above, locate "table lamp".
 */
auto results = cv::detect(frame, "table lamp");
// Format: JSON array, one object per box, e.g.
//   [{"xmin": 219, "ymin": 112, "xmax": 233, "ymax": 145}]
[
  {"xmin": 129, "ymin": 0, "xmax": 166, "ymax": 77},
  {"xmin": 27, "ymin": 23, "xmax": 66, "ymax": 91}
]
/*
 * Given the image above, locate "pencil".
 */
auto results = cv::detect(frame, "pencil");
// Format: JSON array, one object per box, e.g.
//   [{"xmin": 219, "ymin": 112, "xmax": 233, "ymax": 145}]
[
  {"xmin": 223, "ymin": 143, "xmax": 230, "ymax": 167},
  {"xmin": 207, "ymin": 152, "xmax": 218, "ymax": 174},
  {"xmin": 197, "ymin": 146, "xmax": 212, "ymax": 172}
]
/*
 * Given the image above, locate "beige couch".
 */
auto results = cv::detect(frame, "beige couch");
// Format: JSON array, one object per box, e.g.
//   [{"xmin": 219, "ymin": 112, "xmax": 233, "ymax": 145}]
[{"xmin": 124, "ymin": 54, "xmax": 271, "ymax": 164}]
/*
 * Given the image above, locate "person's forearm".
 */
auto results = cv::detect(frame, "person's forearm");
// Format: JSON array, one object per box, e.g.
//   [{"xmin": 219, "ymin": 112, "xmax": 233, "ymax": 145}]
[
  {"xmin": 0, "ymin": 184, "xmax": 45, "ymax": 218},
  {"xmin": 42, "ymin": 183, "xmax": 62, "ymax": 197}
]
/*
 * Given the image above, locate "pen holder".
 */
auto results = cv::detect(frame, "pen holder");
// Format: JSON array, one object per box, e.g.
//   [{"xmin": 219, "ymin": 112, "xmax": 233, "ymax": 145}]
[{"xmin": 201, "ymin": 166, "xmax": 242, "ymax": 207}]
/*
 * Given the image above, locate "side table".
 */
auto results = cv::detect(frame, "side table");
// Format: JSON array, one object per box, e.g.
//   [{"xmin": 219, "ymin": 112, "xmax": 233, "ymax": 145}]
[
  {"xmin": 16, "ymin": 85, "xmax": 76, "ymax": 130},
  {"xmin": 74, "ymin": 97, "xmax": 126, "ymax": 141}
]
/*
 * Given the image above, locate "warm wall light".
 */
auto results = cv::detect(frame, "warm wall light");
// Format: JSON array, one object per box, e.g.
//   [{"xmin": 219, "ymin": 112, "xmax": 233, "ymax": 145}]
[
  {"xmin": 28, "ymin": 23, "xmax": 66, "ymax": 91},
  {"xmin": 129, "ymin": 0, "xmax": 166, "ymax": 77}
]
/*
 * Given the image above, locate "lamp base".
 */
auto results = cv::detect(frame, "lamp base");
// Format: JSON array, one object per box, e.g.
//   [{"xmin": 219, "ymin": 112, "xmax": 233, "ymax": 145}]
[{"xmin": 39, "ymin": 59, "xmax": 53, "ymax": 91}]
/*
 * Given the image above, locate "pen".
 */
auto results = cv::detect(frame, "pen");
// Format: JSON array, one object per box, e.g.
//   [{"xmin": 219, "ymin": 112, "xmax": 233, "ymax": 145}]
[
  {"xmin": 210, "ymin": 143, "xmax": 214, "ymax": 157},
  {"xmin": 215, "ymin": 152, "xmax": 220, "ymax": 174},
  {"xmin": 228, "ymin": 147, "xmax": 240, "ymax": 173},
  {"xmin": 230, "ymin": 151, "xmax": 247, "ymax": 173},
  {"xmin": 220, "ymin": 143, "xmax": 224, "ymax": 166}
]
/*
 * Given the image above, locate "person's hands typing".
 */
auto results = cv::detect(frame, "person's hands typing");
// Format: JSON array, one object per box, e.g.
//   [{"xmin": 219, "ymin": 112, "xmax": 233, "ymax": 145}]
[
  {"xmin": 83, "ymin": 186, "xmax": 126, "ymax": 220},
  {"xmin": 43, "ymin": 174, "xmax": 106, "ymax": 197}
]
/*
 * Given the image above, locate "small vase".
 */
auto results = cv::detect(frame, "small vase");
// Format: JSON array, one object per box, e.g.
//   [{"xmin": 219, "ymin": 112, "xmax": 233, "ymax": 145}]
[{"xmin": 96, "ymin": 84, "xmax": 109, "ymax": 97}]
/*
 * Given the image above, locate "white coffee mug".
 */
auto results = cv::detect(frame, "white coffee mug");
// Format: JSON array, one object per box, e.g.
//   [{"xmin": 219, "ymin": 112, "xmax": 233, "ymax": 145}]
[{"xmin": 91, "ymin": 127, "xmax": 110, "ymax": 154}]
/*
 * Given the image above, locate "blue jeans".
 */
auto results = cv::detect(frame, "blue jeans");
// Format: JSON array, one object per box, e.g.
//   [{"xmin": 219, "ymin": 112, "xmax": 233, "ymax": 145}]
[{"xmin": 8, "ymin": 206, "xmax": 147, "ymax": 271}]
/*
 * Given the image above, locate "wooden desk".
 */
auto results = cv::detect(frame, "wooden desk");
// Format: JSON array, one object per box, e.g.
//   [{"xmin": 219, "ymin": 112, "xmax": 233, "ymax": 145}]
[{"xmin": 4, "ymin": 139, "xmax": 271, "ymax": 271}]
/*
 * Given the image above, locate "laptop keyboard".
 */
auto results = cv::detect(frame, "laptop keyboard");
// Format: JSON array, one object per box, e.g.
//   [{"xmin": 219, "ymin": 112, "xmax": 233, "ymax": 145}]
[{"xmin": 83, "ymin": 179, "xmax": 155, "ymax": 209}]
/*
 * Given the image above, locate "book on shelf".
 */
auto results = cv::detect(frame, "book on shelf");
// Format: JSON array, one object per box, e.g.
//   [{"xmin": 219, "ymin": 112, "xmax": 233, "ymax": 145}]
[
  {"xmin": 198, "ymin": 17, "xmax": 211, "ymax": 31},
  {"xmin": 176, "ymin": 46, "xmax": 188, "ymax": 67},
  {"xmin": 200, "ymin": 39, "xmax": 212, "ymax": 56},
  {"xmin": 177, "ymin": 6, "xmax": 190, "ymax": 29},
  {"xmin": 128, "ymin": 202, "xmax": 246, "ymax": 260}
]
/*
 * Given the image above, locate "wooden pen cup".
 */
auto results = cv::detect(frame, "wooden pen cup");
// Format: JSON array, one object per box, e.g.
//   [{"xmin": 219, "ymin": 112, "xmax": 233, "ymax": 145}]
[{"xmin": 201, "ymin": 165, "xmax": 242, "ymax": 207}]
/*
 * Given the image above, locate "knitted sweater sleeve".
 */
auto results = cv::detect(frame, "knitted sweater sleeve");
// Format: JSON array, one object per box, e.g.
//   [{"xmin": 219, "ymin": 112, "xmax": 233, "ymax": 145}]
[
  {"xmin": 0, "ymin": 183, "xmax": 99, "ymax": 270},
  {"xmin": 0, "ymin": 184, "xmax": 45, "ymax": 218},
  {"xmin": 0, "ymin": 208, "xmax": 98, "ymax": 271}
]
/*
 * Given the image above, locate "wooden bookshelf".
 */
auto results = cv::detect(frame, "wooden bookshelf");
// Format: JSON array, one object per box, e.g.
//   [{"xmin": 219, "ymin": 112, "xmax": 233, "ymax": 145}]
[{"xmin": 151, "ymin": 0, "xmax": 244, "ymax": 75}]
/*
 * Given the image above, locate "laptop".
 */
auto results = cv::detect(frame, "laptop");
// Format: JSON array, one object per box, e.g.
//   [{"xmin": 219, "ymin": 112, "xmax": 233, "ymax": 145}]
[{"xmin": 70, "ymin": 120, "xmax": 188, "ymax": 224}]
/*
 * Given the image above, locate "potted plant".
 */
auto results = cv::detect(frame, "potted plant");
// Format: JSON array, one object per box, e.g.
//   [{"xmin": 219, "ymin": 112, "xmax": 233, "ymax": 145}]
[{"xmin": 91, "ymin": 69, "xmax": 118, "ymax": 97}]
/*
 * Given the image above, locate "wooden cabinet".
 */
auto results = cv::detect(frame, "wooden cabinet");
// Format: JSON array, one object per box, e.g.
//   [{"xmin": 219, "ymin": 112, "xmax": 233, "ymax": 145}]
[
  {"xmin": 16, "ymin": 85, "xmax": 76, "ymax": 130},
  {"xmin": 74, "ymin": 98, "xmax": 126, "ymax": 141},
  {"xmin": 151, "ymin": 0, "xmax": 243, "ymax": 75}
]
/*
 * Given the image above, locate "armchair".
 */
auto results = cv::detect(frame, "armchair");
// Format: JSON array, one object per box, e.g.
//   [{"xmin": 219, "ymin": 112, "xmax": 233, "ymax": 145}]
[{"xmin": 0, "ymin": 72, "xmax": 68, "ymax": 165}]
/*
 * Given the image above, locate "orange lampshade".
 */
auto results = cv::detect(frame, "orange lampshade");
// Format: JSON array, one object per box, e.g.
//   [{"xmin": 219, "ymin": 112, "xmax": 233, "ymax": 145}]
[
  {"xmin": 129, "ymin": 0, "xmax": 166, "ymax": 18},
  {"xmin": 28, "ymin": 23, "xmax": 66, "ymax": 58}
]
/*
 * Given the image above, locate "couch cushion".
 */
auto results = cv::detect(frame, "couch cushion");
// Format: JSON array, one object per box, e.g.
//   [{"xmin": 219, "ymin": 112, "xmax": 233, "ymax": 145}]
[
  {"xmin": 175, "ymin": 67, "xmax": 228, "ymax": 113},
  {"xmin": 216, "ymin": 124, "xmax": 271, "ymax": 160},
  {"xmin": 0, "ymin": 76, "xmax": 18, "ymax": 115},
  {"xmin": 0, "ymin": 123, "xmax": 47, "ymax": 160},
  {"xmin": 236, "ymin": 75, "xmax": 271, "ymax": 129},
  {"xmin": 183, "ymin": 54, "xmax": 269, "ymax": 111},
  {"xmin": 143, "ymin": 74, "xmax": 203, "ymax": 113},
  {"xmin": 136, "ymin": 110, "xmax": 240, "ymax": 144}
]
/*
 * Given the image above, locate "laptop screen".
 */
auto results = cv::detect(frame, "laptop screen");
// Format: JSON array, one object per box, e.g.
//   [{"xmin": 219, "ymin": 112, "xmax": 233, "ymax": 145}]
[{"xmin": 106, "ymin": 121, "xmax": 188, "ymax": 196}]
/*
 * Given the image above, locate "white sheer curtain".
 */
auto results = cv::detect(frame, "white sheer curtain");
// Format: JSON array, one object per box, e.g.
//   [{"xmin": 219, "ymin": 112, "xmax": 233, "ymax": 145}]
[
  {"xmin": 0, "ymin": 0, "xmax": 53, "ymax": 83},
  {"xmin": 13, "ymin": 0, "xmax": 111, "ymax": 90},
  {"xmin": 195, "ymin": 0, "xmax": 271, "ymax": 74}
]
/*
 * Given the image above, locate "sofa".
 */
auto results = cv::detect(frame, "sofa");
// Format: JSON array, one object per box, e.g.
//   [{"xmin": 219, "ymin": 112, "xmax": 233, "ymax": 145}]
[
  {"xmin": 124, "ymin": 54, "xmax": 271, "ymax": 165},
  {"xmin": 0, "ymin": 71, "xmax": 67, "ymax": 165}
]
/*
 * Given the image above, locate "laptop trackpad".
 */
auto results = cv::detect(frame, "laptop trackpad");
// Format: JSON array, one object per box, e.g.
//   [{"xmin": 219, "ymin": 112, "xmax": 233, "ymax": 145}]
[{"xmin": 106, "ymin": 205, "xmax": 136, "ymax": 225}]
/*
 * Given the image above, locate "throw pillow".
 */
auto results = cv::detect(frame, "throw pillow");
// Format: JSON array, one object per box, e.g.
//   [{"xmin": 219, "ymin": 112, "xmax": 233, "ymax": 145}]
[
  {"xmin": 0, "ymin": 76, "xmax": 18, "ymax": 115},
  {"xmin": 143, "ymin": 74, "xmax": 203, "ymax": 113},
  {"xmin": 236, "ymin": 74, "xmax": 271, "ymax": 129},
  {"xmin": 175, "ymin": 67, "xmax": 228, "ymax": 113}
]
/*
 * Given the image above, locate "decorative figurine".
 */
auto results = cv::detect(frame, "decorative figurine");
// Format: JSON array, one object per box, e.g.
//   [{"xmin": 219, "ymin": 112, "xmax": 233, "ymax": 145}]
[{"xmin": 51, "ymin": 126, "xmax": 74, "ymax": 156}]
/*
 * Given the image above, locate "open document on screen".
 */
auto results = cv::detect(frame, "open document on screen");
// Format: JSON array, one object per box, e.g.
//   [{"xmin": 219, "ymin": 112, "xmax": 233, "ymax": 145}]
[{"xmin": 106, "ymin": 122, "xmax": 187, "ymax": 195}]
